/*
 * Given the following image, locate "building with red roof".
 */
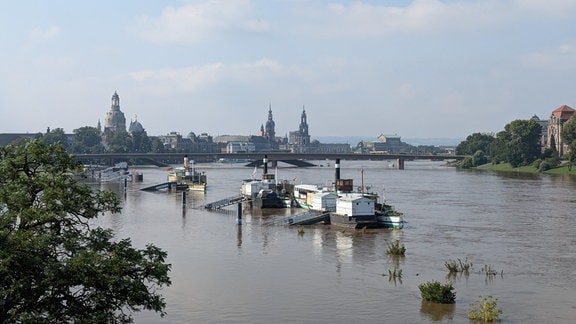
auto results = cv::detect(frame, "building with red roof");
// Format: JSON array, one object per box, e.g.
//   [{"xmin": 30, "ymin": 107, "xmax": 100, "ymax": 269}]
[{"xmin": 547, "ymin": 104, "xmax": 575, "ymax": 156}]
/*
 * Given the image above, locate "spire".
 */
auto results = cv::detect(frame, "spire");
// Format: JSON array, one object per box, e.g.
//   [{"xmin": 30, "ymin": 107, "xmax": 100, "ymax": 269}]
[
  {"xmin": 111, "ymin": 91, "xmax": 120, "ymax": 111},
  {"xmin": 265, "ymin": 103, "xmax": 275, "ymax": 140}
]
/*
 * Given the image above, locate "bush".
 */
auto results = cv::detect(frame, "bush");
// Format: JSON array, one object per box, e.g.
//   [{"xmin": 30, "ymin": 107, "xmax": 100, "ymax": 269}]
[
  {"xmin": 538, "ymin": 161, "xmax": 551, "ymax": 172},
  {"xmin": 468, "ymin": 295, "xmax": 502, "ymax": 321},
  {"xmin": 418, "ymin": 280, "xmax": 456, "ymax": 304},
  {"xmin": 385, "ymin": 240, "xmax": 406, "ymax": 256},
  {"xmin": 460, "ymin": 157, "xmax": 474, "ymax": 169},
  {"xmin": 445, "ymin": 258, "xmax": 472, "ymax": 274}
]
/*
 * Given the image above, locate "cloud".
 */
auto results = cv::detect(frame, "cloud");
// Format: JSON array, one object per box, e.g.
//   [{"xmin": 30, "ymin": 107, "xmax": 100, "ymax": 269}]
[
  {"xmin": 520, "ymin": 43, "xmax": 576, "ymax": 69},
  {"xmin": 393, "ymin": 83, "xmax": 417, "ymax": 99},
  {"xmin": 295, "ymin": 0, "xmax": 576, "ymax": 38},
  {"xmin": 126, "ymin": 58, "xmax": 311, "ymax": 95},
  {"xmin": 133, "ymin": 0, "xmax": 269, "ymax": 44},
  {"xmin": 28, "ymin": 26, "xmax": 60, "ymax": 42}
]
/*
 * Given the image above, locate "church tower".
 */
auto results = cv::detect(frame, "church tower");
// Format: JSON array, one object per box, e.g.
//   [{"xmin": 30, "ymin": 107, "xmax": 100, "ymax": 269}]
[
  {"xmin": 104, "ymin": 91, "xmax": 126, "ymax": 133},
  {"xmin": 298, "ymin": 106, "xmax": 310, "ymax": 146},
  {"xmin": 264, "ymin": 103, "xmax": 276, "ymax": 142}
]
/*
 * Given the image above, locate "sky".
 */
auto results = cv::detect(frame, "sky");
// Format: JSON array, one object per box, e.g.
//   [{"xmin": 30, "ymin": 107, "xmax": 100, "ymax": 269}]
[{"xmin": 1, "ymin": 0, "xmax": 576, "ymax": 141}]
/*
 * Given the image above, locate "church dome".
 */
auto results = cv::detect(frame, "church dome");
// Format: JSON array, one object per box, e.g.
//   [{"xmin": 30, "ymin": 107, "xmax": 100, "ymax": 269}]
[
  {"xmin": 104, "ymin": 91, "xmax": 126, "ymax": 132},
  {"xmin": 129, "ymin": 119, "xmax": 144, "ymax": 133}
]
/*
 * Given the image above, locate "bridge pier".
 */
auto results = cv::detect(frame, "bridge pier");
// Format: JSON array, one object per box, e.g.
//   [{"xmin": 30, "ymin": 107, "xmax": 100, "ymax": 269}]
[{"xmin": 396, "ymin": 158, "xmax": 405, "ymax": 170}]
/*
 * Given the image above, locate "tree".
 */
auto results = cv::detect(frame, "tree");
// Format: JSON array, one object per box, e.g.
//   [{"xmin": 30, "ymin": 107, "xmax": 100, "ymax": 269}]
[
  {"xmin": 131, "ymin": 130, "xmax": 152, "ymax": 153},
  {"xmin": 456, "ymin": 132, "xmax": 495, "ymax": 156},
  {"xmin": 561, "ymin": 116, "xmax": 576, "ymax": 165},
  {"xmin": 0, "ymin": 140, "xmax": 171, "ymax": 322},
  {"xmin": 503, "ymin": 119, "xmax": 542, "ymax": 167},
  {"xmin": 106, "ymin": 130, "xmax": 133, "ymax": 153},
  {"xmin": 40, "ymin": 127, "xmax": 69, "ymax": 148},
  {"xmin": 71, "ymin": 126, "xmax": 105, "ymax": 154},
  {"xmin": 488, "ymin": 131, "xmax": 509, "ymax": 164},
  {"xmin": 150, "ymin": 137, "xmax": 166, "ymax": 153}
]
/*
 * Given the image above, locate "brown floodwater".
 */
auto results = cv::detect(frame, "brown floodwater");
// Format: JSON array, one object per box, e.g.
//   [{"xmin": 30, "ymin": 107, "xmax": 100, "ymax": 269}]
[{"xmin": 95, "ymin": 160, "xmax": 576, "ymax": 323}]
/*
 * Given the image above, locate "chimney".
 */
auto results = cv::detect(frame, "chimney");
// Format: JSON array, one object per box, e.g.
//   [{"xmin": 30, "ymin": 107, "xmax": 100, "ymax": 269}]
[{"xmin": 335, "ymin": 158, "xmax": 340, "ymax": 182}]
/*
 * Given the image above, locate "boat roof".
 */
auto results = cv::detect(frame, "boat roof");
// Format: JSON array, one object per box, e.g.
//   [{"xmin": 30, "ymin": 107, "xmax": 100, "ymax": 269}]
[{"xmin": 294, "ymin": 184, "xmax": 320, "ymax": 192}]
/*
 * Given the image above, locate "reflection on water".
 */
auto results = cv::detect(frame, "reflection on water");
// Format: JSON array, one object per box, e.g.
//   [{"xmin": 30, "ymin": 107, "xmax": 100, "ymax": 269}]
[
  {"xmin": 420, "ymin": 300, "xmax": 455, "ymax": 321},
  {"xmin": 91, "ymin": 161, "xmax": 576, "ymax": 323}
]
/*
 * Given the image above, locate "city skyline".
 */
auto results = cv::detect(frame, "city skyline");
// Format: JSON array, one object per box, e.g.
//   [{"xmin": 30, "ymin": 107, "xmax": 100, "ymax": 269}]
[{"xmin": 2, "ymin": 1, "xmax": 576, "ymax": 140}]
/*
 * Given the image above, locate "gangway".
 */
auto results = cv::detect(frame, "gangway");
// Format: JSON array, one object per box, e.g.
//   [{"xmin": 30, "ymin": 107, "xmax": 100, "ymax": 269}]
[
  {"xmin": 204, "ymin": 195, "xmax": 249, "ymax": 210},
  {"xmin": 272, "ymin": 210, "xmax": 331, "ymax": 226},
  {"xmin": 141, "ymin": 182, "xmax": 186, "ymax": 191}
]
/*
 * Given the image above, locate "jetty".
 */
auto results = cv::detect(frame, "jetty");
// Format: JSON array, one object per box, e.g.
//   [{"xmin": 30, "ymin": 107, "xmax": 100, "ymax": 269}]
[
  {"xmin": 140, "ymin": 182, "xmax": 187, "ymax": 191},
  {"xmin": 204, "ymin": 195, "xmax": 250, "ymax": 210},
  {"xmin": 269, "ymin": 210, "xmax": 330, "ymax": 226}
]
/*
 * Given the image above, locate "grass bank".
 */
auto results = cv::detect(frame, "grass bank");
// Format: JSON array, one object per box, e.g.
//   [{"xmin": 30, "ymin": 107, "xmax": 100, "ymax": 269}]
[{"xmin": 477, "ymin": 162, "xmax": 576, "ymax": 176}]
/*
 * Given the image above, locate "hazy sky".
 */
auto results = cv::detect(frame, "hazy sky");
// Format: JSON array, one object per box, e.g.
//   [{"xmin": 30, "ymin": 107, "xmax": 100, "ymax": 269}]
[{"xmin": 2, "ymin": 0, "xmax": 576, "ymax": 140}]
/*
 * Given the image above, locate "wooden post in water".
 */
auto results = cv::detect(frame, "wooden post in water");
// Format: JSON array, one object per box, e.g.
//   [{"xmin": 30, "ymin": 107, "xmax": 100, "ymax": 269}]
[
  {"xmin": 182, "ymin": 191, "xmax": 187, "ymax": 209},
  {"xmin": 236, "ymin": 202, "xmax": 242, "ymax": 225}
]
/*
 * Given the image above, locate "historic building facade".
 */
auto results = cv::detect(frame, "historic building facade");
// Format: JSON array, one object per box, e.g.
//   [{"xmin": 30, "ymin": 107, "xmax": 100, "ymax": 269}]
[
  {"xmin": 547, "ymin": 104, "xmax": 575, "ymax": 156},
  {"xmin": 289, "ymin": 106, "xmax": 311, "ymax": 153}
]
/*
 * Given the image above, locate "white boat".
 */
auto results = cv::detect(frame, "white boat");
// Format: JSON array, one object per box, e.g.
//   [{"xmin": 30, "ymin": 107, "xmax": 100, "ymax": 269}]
[
  {"xmin": 376, "ymin": 203, "xmax": 405, "ymax": 229},
  {"xmin": 292, "ymin": 184, "xmax": 321, "ymax": 209},
  {"xmin": 95, "ymin": 162, "xmax": 132, "ymax": 182},
  {"xmin": 167, "ymin": 156, "xmax": 207, "ymax": 192}
]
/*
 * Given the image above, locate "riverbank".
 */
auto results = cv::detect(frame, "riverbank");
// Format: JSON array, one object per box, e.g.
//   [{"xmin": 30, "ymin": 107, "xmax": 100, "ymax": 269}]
[{"xmin": 477, "ymin": 162, "xmax": 576, "ymax": 175}]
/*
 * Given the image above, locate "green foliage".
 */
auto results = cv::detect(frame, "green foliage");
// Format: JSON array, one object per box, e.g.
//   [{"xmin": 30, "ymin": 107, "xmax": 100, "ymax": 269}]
[
  {"xmin": 473, "ymin": 120, "xmax": 542, "ymax": 167},
  {"xmin": 72, "ymin": 126, "xmax": 104, "ymax": 154},
  {"xmin": 296, "ymin": 225, "xmax": 305, "ymax": 235},
  {"xmin": 456, "ymin": 133, "xmax": 495, "ymax": 156},
  {"xmin": 460, "ymin": 156, "xmax": 474, "ymax": 169},
  {"xmin": 106, "ymin": 130, "xmax": 133, "ymax": 153},
  {"xmin": 445, "ymin": 258, "xmax": 472, "ymax": 274},
  {"xmin": 504, "ymin": 119, "xmax": 542, "ymax": 167},
  {"xmin": 131, "ymin": 130, "xmax": 152, "ymax": 153},
  {"xmin": 0, "ymin": 139, "xmax": 171, "ymax": 322},
  {"xmin": 150, "ymin": 137, "xmax": 167, "ymax": 153},
  {"xmin": 488, "ymin": 133, "xmax": 508, "ymax": 164},
  {"xmin": 468, "ymin": 296, "xmax": 502, "ymax": 322},
  {"xmin": 39, "ymin": 127, "xmax": 69, "ymax": 148},
  {"xmin": 418, "ymin": 280, "xmax": 456, "ymax": 304},
  {"xmin": 536, "ymin": 156, "xmax": 560, "ymax": 172},
  {"xmin": 561, "ymin": 116, "xmax": 576, "ymax": 148},
  {"xmin": 385, "ymin": 239, "xmax": 406, "ymax": 256},
  {"xmin": 538, "ymin": 161, "xmax": 551, "ymax": 172}
]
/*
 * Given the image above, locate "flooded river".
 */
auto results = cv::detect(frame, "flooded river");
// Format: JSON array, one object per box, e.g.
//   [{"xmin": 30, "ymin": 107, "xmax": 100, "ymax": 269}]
[{"xmin": 96, "ymin": 160, "xmax": 576, "ymax": 323}]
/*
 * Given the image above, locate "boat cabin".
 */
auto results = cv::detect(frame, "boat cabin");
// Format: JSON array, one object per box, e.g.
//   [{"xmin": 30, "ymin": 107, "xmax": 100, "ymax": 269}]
[
  {"xmin": 335, "ymin": 195, "xmax": 374, "ymax": 216},
  {"xmin": 312, "ymin": 192, "xmax": 337, "ymax": 212}
]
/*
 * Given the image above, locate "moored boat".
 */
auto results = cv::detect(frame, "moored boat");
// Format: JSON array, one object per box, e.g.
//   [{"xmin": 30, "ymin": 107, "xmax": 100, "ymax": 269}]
[
  {"xmin": 168, "ymin": 155, "xmax": 207, "ymax": 192},
  {"xmin": 309, "ymin": 159, "xmax": 405, "ymax": 229},
  {"xmin": 85, "ymin": 162, "xmax": 132, "ymax": 182},
  {"xmin": 240, "ymin": 155, "xmax": 291, "ymax": 208},
  {"xmin": 376, "ymin": 203, "xmax": 405, "ymax": 229}
]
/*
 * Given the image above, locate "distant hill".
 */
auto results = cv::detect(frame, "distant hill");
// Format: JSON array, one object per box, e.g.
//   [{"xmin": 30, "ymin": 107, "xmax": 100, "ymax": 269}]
[{"xmin": 312, "ymin": 136, "xmax": 462, "ymax": 146}]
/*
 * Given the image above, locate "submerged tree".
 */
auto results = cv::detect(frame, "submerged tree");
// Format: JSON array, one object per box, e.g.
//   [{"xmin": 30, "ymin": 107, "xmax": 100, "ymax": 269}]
[{"xmin": 0, "ymin": 140, "xmax": 171, "ymax": 322}]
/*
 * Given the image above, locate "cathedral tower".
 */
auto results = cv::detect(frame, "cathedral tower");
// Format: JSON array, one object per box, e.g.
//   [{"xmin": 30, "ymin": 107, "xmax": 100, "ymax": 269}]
[
  {"xmin": 104, "ymin": 91, "xmax": 126, "ymax": 133},
  {"xmin": 264, "ymin": 103, "xmax": 276, "ymax": 141}
]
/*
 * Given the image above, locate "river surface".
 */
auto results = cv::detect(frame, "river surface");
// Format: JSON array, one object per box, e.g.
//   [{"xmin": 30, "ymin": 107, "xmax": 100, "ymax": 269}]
[{"xmin": 94, "ymin": 160, "xmax": 576, "ymax": 323}]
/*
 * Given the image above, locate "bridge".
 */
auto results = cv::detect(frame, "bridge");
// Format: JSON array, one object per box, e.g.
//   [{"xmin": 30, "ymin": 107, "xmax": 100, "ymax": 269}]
[{"xmin": 72, "ymin": 152, "xmax": 466, "ymax": 169}]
